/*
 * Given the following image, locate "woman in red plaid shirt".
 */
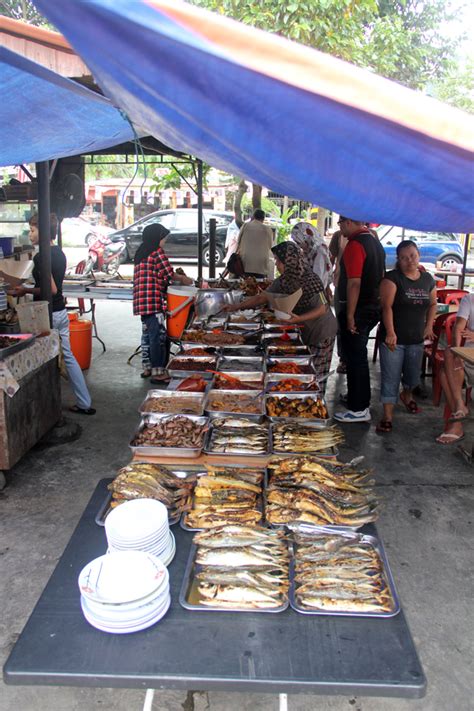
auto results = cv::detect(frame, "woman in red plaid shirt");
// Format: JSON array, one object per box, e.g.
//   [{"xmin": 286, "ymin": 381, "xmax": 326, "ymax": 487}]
[{"xmin": 133, "ymin": 224, "xmax": 193, "ymax": 383}]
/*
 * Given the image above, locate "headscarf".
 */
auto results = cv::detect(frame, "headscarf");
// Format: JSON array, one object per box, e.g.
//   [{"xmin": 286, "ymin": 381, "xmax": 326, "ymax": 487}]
[
  {"xmin": 271, "ymin": 241, "xmax": 325, "ymax": 313},
  {"xmin": 290, "ymin": 221, "xmax": 332, "ymax": 288},
  {"xmin": 134, "ymin": 223, "xmax": 170, "ymax": 265}
]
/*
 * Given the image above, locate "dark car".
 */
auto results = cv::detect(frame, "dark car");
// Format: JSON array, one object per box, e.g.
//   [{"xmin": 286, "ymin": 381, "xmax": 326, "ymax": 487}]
[
  {"xmin": 111, "ymin": 209, "xmax": 234, "ymax": 265},
  {"xmin": 378, "ymin": 226, "xmax": 463, "ymax": 269}
]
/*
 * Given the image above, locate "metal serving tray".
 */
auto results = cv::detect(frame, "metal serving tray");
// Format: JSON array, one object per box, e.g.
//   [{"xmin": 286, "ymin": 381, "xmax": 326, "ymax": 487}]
[
  {"xmin": 204, "ymin": 419, "xmax": 270, "ymax": 457},
  {"xmin": 95, "ymin": 465, "xmax": 203, "ymax": 527},
  {"xmin": 262, "ymin": 332, "xmax": 303, "ymax": 344},
  {"xmin": 205, "ymin": 389, "xmax": 264, "ymax": 420},
  {"xmin": 211, "ymin": 371, "xmax": 265, "ymax": 390},
  {"xmin": 179, "ymin": 543, "xmax": 289, "ymax": 613},
  {"xmin": 217, "ymin": 356, "xmax": 265, "ymax": 373},
  {"xmin": 0, "ymin": 333, "xmax": 36, "ymax": 359},
  {"xmin": 167, "ymin": 356, "xmax": 217, "ymax": 379},
  {"xmin": 139, "ymin": 389, "xmax": 207, "ymax": 416},
  {"xmin": 289, "ymin": 524, "xmax": 400, "ymax": 618},
  {"xmin": 264, "ymin": 392, "xmax": 330, "ymax": 427},
  {"xmin": 180, "ymin": 464, "xmax": 266, "ymax": 532},
  {"xmin": 129, "ymin": 414, "xmax": 209, "ymax": 458},
  {"xmin": 179, "ymin": 342, "xmax": 218, "ymax": 355},
  {"xmin": 263, "ymin": 323, "xmax": 301, "ymax": 333},
  {"xmin": 266, "ymin": 345, "xmax": 309, "ymax": 357},
  {"xmin": 217, "ymin": 345, "xmax": 264, "ymax": 357},
  {"xmin": 269, "ymin": 423, "xmax": 338, "ymax": 458},
  {"xmin": 266, "ymin": 356, "xmax": 315, "ymax": 375},
  {"xmin": 264, "ymin": 373, "xmax": 320, "ymax": 392},
  {"xmin": 225, "ymin": 322, "xmax": 262, "ymax": 331}
]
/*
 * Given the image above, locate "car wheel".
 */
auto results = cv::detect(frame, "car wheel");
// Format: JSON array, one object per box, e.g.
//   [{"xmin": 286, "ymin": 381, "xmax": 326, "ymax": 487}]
[
  {"xmin": 203, "ymin": 245, "xmax": 224, "ymax": 267},
  {"xmin": 440, "ymin": 255, "xmax": 462, "ymax": 270}
]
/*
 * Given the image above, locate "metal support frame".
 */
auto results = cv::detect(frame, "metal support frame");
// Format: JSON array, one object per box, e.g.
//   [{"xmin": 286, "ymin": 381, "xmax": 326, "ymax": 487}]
[
  {"xmin": 197, "ymin": 159, "xmax": 204, "ymax": 281},
  {"xmin": 460, "ymin": 233, "xmax": 470, "ymax": 291},
  {"xmin": 208, "ymin": 217, "xmax": 217, "ymax": 278},
  {"xmin": 36, "ymin": 161, "xmax": 53, "ymax": 325}
]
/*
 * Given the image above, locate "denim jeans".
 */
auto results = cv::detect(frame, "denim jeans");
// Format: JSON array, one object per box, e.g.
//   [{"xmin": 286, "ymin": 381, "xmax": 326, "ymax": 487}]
[
  {"xmin": 338, "ymin": 306, "xmax": 380, "ymax": 412},
  {"xmin": 141, "ymin": 321, "xmax": 151, "ymax": 370},
  {"xmin": 141, "ymin": 313, "xmax": 168, "ymax": 370},
  {"xmin": 379, "ymin": 342, "xmax": 424, "ymax": 403},
  {"xmin": 52, "ymin": 309, "xmax": 92, "ymax": 410}
]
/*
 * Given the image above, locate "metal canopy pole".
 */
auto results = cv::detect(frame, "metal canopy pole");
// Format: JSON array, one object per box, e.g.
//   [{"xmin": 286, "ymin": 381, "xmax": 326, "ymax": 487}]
[
  {"xmin": 36, "ymin": 161, "xmax": 52, "ymax": 324},
  {"xmin": 208, "ymin": 218, "xmax": 217, "ymax": 279},
  {"xmin": 197, "ymin": 159, "xmax": 203, "ymax": 281},
  {"xmin": 460, "ymin": 233, "xmax": 470, "ymax": 291}
]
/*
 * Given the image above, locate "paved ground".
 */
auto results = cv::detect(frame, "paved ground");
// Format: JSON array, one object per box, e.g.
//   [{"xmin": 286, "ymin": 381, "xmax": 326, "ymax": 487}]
[{"xmin": 0, "ymin": 299, "xmax": 473, "ymax": 711}]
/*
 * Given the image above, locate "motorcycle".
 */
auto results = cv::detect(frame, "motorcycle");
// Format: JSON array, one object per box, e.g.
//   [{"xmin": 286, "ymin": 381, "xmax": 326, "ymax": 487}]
[{"xmin": 83, "ymin": 233, "xmax": 127, "ymax": 277}]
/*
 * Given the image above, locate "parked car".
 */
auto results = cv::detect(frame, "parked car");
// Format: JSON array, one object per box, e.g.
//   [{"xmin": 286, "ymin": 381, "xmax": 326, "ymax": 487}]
[
  {"xmin": 61, "ymin": 216, "xmax": 113, "ymax": 247},
  {"xmin": 111, "ymin": 209, "xmax": 234, "ymax": 265},
  {"xmin": 378, "ymin": 226, "xmax": 464, "ymax": 269}
]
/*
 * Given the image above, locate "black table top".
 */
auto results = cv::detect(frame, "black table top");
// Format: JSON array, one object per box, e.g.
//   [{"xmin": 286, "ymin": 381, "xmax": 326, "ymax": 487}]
[{"xmin": 3, "ymin": 479, "xmax": 426, "ymax": 697}]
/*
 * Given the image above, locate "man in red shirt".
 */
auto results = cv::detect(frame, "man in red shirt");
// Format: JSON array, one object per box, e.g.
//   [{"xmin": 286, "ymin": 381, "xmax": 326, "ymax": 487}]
[
  {"xmin": 334, "ymin": 217, "xmax": 385, "ymax": 422},
  {"xmin": 133, "ymin": 224, "xmax": 192, "ymax": 383}
]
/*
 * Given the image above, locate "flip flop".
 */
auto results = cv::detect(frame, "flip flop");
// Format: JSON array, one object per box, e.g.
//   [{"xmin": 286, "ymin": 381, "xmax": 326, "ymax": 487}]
[
  {"xmin": 140, "ymin": 370, "xmax": 152, "ymax": 379},
  {"xmin": 435, "ymin": 432, "xmax": 464, "ymax": 445},
  {"xmin": 400, "ymin": 396, "xmax": 420, "ymax": 414},
  {"xmin": 448, "ymin": 409, "xmax": 468, "ymax": 422},
  {"xmin": 376, "ymin": 420, "xmax": 392, "ymax": 433},
  {"xmin": 69, "ymin": 405, "xmax": 96, "ymax": 416}
]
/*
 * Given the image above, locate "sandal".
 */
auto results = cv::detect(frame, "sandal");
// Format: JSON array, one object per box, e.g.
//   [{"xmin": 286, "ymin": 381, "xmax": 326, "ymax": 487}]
[
  {"xmin": 69, "ymin": 405, "xmax": 96, "ymax": 416},
  {"xmin": 436, "ymin": 432, "xmax": 465, "ymax": 445},
  {"xmin": 140, "ymin": 370, "xmax": 152, "ymax": 379},
  {"xmin": 448, "ymin": 409, "xmax": 468, "ymax": 422},
  {"xmin": 400, "ymin": 393, "xmax": 420, "ymax": 414},
  {"xmin": 376, "ymin": 419, "xmax": 392, "ymax": 433}
]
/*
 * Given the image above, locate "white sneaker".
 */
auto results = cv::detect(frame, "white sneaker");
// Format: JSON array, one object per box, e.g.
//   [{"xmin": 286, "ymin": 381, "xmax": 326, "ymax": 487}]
[{"xmin": 333, "ymin": 408, "xmax": 371, "ymax": 423}]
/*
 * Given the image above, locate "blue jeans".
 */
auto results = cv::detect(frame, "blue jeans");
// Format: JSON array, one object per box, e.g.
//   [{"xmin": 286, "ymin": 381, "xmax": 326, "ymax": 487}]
[
  {"xmin": 379, "ymin": 342, "xmax": 424, "ymax": 403},
  {"xmin": 141, "ymin": 313, "xmax": 168, "ymax": 370},
  {"xmin": 52, "ymin": 309, "xmax": 92, "ymax": 410},
  {"xmin": 338, "ymin": 306, "xmax": 380, "ymax": 411},
  {"xmin": 141, "ymin": 322, "xmax": 151, "ymax": 371}
]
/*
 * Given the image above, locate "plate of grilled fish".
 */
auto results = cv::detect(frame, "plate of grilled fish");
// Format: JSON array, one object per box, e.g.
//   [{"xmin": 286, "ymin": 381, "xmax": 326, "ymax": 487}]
[
  {"xmin": 289, "ymin": 525, "xmax": 399, "ymax": 617},
  {"xmin": 205, "ymin": 417, "xmax": 269, "ymax": 456},
  {"xmin": 96, "ymin": 462, "xmax": 200, "ymax": 526},
  {"xmin": 265, "ymin": 456, "xmax": 379, "ymax": 529},
  {"xmin": 182, "ymin": 466, "xmax": 265, "ymax": 530},
  {"xmin": 271, "ymin": 422, "xmax": 343, "ymax": 455},
  {"xmin": 179, "ymin": 524, "xmax": 290, "ymax": 612}
]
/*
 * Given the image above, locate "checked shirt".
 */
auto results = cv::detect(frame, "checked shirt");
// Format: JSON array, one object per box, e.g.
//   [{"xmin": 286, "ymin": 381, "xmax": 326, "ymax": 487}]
[{"xmin": 133, "ymin": 247, "xmax": 174, "ymax": 316}]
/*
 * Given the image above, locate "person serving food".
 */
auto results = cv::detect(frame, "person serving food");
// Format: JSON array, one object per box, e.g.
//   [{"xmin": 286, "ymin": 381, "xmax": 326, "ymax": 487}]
[{"xmin": 225, "ymin": 241, "xmax": 337, "ymax": 383}]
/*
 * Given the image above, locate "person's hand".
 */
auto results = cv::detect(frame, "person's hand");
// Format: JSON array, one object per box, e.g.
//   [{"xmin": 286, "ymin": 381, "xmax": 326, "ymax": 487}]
[
  {"xmin": 461, "ymin": 328, "xmax": 474, "ymax": 343},
  {"xmin": 10, "ymin": 286, "xmax": 28, "ymax": 297},
  {"xmin": 423, "ymin": 325, "xmax": 434, "ymax": 341},
  {"xmin": 285, "ymin": 313, "xmax": 300, "ymax": 325},
  {"xmin": 385, "ymin": 332, "xmax": 397, "ymax": 351},
  {"xmin": 347, "ymin": 316, "xmax": 358, "ymax": 334}
]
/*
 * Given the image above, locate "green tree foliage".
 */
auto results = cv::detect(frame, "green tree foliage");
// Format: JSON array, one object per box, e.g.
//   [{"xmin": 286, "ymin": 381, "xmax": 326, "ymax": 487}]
[{"xmin": 0, "ymin": 0, "xmax": 51, "ymax": 26}]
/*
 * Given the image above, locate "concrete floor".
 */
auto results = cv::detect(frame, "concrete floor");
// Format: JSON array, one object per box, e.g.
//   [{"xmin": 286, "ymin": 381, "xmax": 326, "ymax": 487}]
[{"xmin": 0, "ymin": 300, "xmax": 473, "ymax": 711}]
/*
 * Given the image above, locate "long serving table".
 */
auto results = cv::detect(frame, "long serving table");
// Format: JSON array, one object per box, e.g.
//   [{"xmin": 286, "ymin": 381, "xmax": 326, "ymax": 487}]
[
  {"xmin": 63, "ymin": 288, "xmax": 133, "ymax": 353},
  {"xmin": 4, "ymin": 479, "xmax": 426, "ymax": 699}
]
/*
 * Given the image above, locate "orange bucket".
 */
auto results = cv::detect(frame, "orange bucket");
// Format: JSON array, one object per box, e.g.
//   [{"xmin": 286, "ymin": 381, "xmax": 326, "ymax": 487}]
[
  {"xmin": 68, "ymin": 312, "xmax": 92, "ymax": 369},
  {"xmin": 167, "ymin": 285, "xmax": 197, "ymax": 338}
]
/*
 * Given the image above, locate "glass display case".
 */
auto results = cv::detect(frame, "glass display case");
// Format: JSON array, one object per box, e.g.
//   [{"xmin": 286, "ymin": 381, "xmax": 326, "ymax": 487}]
[{"xmin": 0, "ymin": 202, "xmax": 35, "ymax": 247}]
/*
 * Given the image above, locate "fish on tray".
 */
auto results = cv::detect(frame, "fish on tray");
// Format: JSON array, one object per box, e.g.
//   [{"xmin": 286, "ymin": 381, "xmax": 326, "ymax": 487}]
[{"xmin": 208, "ymin": 418, "xmax": 268, "ymax": 454}]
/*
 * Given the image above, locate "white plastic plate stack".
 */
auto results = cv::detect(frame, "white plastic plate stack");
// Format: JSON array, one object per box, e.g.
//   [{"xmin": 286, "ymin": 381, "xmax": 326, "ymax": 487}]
[
  {"xmin": 78, "ymin": 550, "xmax": 170, "ymax": 633},
  {"xmin": 105, "ymin": 499, "xmax": 176, "ymax": 566}
]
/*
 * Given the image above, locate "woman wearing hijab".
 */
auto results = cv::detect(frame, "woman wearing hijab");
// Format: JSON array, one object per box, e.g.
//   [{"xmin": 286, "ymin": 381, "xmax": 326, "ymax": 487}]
[
  {"xmin": 225, "ymin": 241, "xmax": 337, "ymax": 384},
  {"xmin": 133, "ymin": 223, "xmax": 192, "ymax": 383},
  {"xmin": 291, "ymin": 221, "xmax": 332, "ymax": 290}
]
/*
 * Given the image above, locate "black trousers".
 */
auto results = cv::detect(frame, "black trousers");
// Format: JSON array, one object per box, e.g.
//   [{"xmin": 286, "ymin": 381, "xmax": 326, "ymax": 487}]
[{"xmin": 338, "ymin": 306, "xmax": 380, "ymax": 412}]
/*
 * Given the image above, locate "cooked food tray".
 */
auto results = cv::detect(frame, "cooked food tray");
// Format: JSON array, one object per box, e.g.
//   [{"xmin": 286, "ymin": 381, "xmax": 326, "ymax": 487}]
[
  {"xmin": 269, "ymin": 423, "xmax": 339, "ymax": 457},
  {"xmin": 265, "ymin": 392, "xmax": 329, "ymax": 426},
  {"xmin": 217, "ymin": 356, "xmax": 264, "ymax": 372},
  {"xmin": 262, "ymin": 332, "xmax": 303, "ymax": 344},
  {"xmin": 206, "ymin": 389, "xmax": 264, "ymax": 419},
  {"xmin": 264, "ymin": 373, "xmax": 320, "ymax": 392},
  {"xmin": 0, "ymin": 333, "xmax": 36, "ymax": 359},
  {"xmin": 167, "ymin": 356, "xmax": 217, "ymax": 379},
  {"xmin": 179, "ymin": 543, "xmax": 289, "ymax": 613},
  {"xmin": 212, "ymin": 371, "xmax": 265, "ymax": 390},
  {"xmin": 139, "ymin": 389, "xmax": 207, "ymax": 416},
  {"xmin": 266, "ymin": 357, "xmax": 315, "ymax": 375},
  {"xmin": 204, "ymin": 418, "xmax": 270, "ymax": 457},
  {"xmin": 289, "ymin": 525, "xmax": 400, "ymax": 618},
  {"xmin": 129, "ymin": 414, "xmax": 209, "ymax": 458}
]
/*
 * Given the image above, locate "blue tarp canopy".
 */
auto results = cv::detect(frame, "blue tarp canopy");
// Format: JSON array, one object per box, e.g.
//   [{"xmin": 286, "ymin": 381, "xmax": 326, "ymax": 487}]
[
  {"xmin": 7, "ymin": 0, "xmax": 474, "ymax": 231},
  {"xmin": 0, "ymin": 46, "xmax": 136, "ymax": 166}
]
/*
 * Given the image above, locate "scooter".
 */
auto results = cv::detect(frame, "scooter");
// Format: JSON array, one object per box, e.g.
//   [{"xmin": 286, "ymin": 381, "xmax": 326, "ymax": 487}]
[{"xmin": 83, "ymin": 233, "xmax": 127, "ymax": 277}]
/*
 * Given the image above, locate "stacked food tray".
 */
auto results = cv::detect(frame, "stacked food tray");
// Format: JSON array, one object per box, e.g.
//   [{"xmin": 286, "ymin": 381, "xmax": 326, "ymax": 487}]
[
  {"xmin": 0, "ymin": 333, "xmax": 35, "ymax": 358},
  {"xmin": 130, "ymin": 414, "xmax": 209, "ymax": 458}
]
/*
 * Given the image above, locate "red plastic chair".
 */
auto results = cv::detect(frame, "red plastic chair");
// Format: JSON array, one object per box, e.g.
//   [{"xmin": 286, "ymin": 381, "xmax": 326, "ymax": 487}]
[
  {"xmin": 436, "ymin": 288, "xmax": 469, "ymax": 306},
  {"xmin": 432, "ymin": 313, "xmax": 458, "ymax": 405}
]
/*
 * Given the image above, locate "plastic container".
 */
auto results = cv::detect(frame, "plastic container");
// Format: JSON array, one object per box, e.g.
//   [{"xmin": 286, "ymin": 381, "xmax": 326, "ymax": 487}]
[
  {"xmin": 16, "ymin": 301, "xmax": 50, "ymax": 335},
  {"xmin": 0, "ymin": 238, "xmax": 15, "ymax": 257},
  {"xmin": 68, "ymin": 312, "xmax": 92, "ymax": 369},
  {"xmin": 167, "ymin": 285, "xmax": 197, "ymax": 339}
]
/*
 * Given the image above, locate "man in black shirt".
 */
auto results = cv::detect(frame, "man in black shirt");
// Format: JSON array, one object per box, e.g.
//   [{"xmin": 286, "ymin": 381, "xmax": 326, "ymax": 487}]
[{"xmin": 14, "ymin": 213, "xmax": 95, "ymax": 415}]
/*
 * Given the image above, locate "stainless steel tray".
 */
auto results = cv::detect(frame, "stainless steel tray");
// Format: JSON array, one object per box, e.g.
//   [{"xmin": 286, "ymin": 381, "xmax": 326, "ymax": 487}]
[
  {"xmin": 167, "ymin": 356, "xmax": 217, "ymax": 380},
  {"xmin": 205, "ymin": 389, "xmax": 264, "ymax": 420},
  {"xmin": 269, "ymin": 423, "xmax": 338, "ymax": 457},
  {"xmin": 264, "ymin": 392, "xmax": 329, "ymax": 427},
  {"xmin": 211, "ymin": 371, "xmax": 265, "ymax": 390},
  {"xmin": 225, "ymin": 322, "xmax": 261, "ymax": 331},
  {"xmin": 204, "ymin": 419, "xmax": 270, "ymax": 457},
  {"xmin": 179, "ymin": 543, "xmax": 289, "ymax": 613},
  {"xmin": 217, "ymin": 344, "xmax": 264, "ymax": 355},
  {"xmin": 139, "ymin": 389, "xmax": 207, "ymax": 416},
  {"xmin": 179, "ymin": 342, "xmax": 218, "ymax": 355},
  {"xmin": 129, "ymin": 414, "xmax": 209, "ymax": 458},
  {"xmin": 262, "ymin": 332, "xmax": 303, "ymax": 344},
  {"xmin": 263, "ymin": 324, "xmax": 301, "ymax": 333},
  {"xmin": 264, "ymin": 373, "xmax": 320, "ymax": 392},
  {"xmin": 266, "ymin": 356, "xmax": 315, "ymax": 375},
  {"xmin": 0, "ymin": 333, "xmax": 36, "ymax": 359},
  {"xmin": 289, "ymin": 524, "xmax": 400, "ymax": 618},
  {"xmin": 266, "ymin": 345, "xmax": 309, "ymax": 357},
  {"xmin": 217, "ymin": 356, "xmax": 265, "ymax": 372}
]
